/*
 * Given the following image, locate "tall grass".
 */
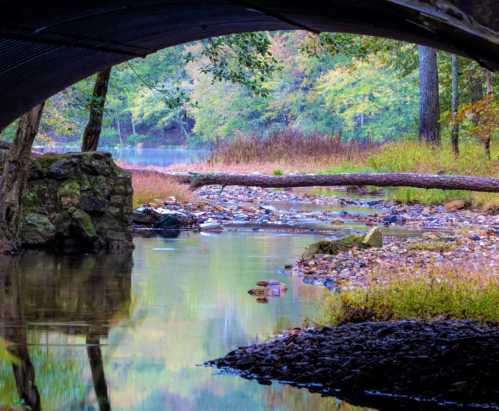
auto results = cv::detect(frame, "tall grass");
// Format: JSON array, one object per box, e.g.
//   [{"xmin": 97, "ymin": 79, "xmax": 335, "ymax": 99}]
[
  {"xmin": 322, "ymin": 265, "xmax": 499, "ymax": 325},
  {"xmin": 208, "ymin": 129, "xmax": 377, "ymax": 165},
  {"xmin": 131, "ymin": 170, "xmax": 197, "ymax": 208},
  {"xmin": 366, "ymin": 140, "xmax": 499, "ymax": 206}
]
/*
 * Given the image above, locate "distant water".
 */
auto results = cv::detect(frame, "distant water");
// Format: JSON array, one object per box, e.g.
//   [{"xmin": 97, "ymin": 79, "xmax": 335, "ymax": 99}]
[{"xmin": 35, "ymin": 146, "xmax": 208, "ymax": 167}]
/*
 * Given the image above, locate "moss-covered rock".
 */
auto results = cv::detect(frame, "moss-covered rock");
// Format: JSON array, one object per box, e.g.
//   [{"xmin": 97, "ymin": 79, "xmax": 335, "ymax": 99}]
[
  {"xmin": 58, "ymin": 180, "xmax": 81, "ymax": 208},
  {"xmin": 303, "ymin": 227, "xmax": 383, "ymax": 259},
  {"xmin": 21, "ymin": 212, "xmax": 56, "ymax": 245},
  {"xmin": 0, "ymin": 150, "xmax": 134, "ymax": 253},
  {"xmin": 362, "ymin": 227, "xmax": 383, "ymax": 248},
  {"xmin": 303, "ymin": 234, "xmax": 366, "ymax": 259},
  {"xmin": 70, "ymin": 208, "xmax": 97, "ymax": 239}
]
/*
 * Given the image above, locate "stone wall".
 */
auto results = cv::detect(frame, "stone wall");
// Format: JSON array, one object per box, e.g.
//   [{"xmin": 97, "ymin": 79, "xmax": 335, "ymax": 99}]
[{"xmin": 1, "ymin": 149, "xmax": 133, "ymax": 253}]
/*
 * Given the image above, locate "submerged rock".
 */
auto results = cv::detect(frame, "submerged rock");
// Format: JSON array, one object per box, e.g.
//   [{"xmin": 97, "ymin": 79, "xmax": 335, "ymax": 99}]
[{"xmin": 248, "ymin": 280, "xmax": 288, "ymax": 299}]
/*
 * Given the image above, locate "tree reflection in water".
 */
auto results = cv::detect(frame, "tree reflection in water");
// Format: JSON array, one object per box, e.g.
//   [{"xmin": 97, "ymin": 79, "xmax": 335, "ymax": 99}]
[
  {"xmin": 0, "ymin": 257, "xmax": 41, "ymax": 411},
  {"xmin": 0, "ymin": 252, "xmax": 132, "ymax": 410}
]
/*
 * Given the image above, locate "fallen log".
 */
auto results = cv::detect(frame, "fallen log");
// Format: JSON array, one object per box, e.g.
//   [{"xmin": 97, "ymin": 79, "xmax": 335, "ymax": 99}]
[{"xmin": 164, "ymin": 172, "xmax": 499, "ymax": 193}]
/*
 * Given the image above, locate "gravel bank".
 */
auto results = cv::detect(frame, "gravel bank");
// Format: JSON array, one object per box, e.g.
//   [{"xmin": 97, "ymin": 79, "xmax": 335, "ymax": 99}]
[{"xmin": 207, "ymin": 320, "xmax": 499, "ymax": 409}]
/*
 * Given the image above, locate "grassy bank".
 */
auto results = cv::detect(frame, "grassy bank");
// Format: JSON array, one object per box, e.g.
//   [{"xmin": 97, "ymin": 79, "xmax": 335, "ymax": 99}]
[
  {"xmin": 125, "ymin": 133, "xmax": 498, "ymax": 209},
  {"xmin": 209, "ymin": 135, "xmax": 499, "ymax": 208},
  {"xmin": 321, "ymin": 265, "xmax": 499, "ymax": 325},
  {"xmin": 364, "ymin": 141, "xmax": 499, "ymax": 207}
]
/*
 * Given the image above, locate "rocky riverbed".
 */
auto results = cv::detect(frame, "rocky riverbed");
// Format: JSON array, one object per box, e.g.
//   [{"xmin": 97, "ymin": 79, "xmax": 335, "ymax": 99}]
[
  {"xmin": 207, "ymin": 320, "xmax": 499, "ymax": 409},
  {"xmin": 133, "ymin": 185, "xmax": 498, "ymax": 289},
  {"xmin": 133, "ymin": 185, "xmax": 499, "ymax": 408}
]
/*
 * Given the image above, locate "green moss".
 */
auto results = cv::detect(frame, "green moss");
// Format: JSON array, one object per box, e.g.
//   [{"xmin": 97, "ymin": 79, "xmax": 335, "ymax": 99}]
[
  {"xmin": 58, "ymin": 181, "xmax": 80, "ymax": 197},
  {"xmin": 32, "ymin": 153, "xmax": 63, "ymax": 171},
  {"xmin": 57, "ymin": 181, "xmax": 81, "ymax": 208},
  {"xmin": 70, "ymin": 209, "xmax": 96, "ymax": 239},
  {"xmin": 21, "ymin": 212, "xmax": 56, "ymax": 245},
  {"xmin": 21, "ymin": 190, "xmax": 38, "ymax": 209}
]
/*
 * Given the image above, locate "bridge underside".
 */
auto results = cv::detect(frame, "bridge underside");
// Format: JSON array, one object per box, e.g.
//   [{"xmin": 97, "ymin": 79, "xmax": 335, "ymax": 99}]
[{"xmin": 0, "ymin": 0, "xmax": 498, "ymax": 130}]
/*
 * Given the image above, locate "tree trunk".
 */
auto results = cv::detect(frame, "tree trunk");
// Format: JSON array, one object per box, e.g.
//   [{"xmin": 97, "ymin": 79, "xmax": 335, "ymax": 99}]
[
  {"xmin": 162, "ymin": 172, "xmax": 499, "ymax": 193},
  {"xmin": 483, "ymin": 69, "xmax": 493, "ymax": 160},
  {"xmin": 418, "ymin": 46, "xmax": 441, "ymax": 145},
  {"xmin": 470, "ymin": 72, "xmax": 484, "ymax": 106},
  {"xmin": 130, "ymin": 113, "xmax": 136, "ymax": 135},
  {"xmin": 450, "ymin": 54, "xmax": 459, "ymax": 157},
  {"xmin": 115, "ymin": 113, "xmax": 123, "ymax": 146},
  {"xmin": 81, "ymin": 68, "xmax": 112, "ymax": 152},
  {"xmin": 0, "ymin": 103, "xmax": 45, "ymax": 254}
]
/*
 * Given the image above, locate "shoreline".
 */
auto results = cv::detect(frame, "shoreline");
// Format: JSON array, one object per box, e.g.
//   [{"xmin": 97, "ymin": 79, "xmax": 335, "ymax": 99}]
[{"xmin": 206, "ymin": 320, "xmax": 499, "ymax": 410}]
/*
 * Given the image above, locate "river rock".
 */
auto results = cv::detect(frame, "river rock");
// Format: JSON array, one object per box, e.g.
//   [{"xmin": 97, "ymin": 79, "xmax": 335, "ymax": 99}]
[
  {"xmin": 0, "ymin": 151, "xmax": 134, "ymax": 253},
  {"xmin": 362, "ymin": 227, "xmax": 383, "ymax": 248},
  {"xmin": 133, "ymin": 207, "xmax": 159, "ymax": 225},
  {"xmin": 249, "ymin": 280, "xmax": 288, "ymax": 298},
  {"xmin": 302, "ymin": 234, "xmax": 367, "ymax": 259},
  {"xmin": 382, "ymin": 214, "xmax": 406, "ymax": 225},
  {"xmin": 445, "ymin": 200, "xmax": 467, "ymax": 211},
  {"xmin": 155, "ymin": 211, "xmax": 191, "ymax": 229}
]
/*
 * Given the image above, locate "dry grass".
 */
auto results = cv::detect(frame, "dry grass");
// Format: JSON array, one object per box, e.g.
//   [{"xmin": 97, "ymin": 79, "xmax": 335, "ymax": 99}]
[
  {"xmin": 208, "ymin": 129, "xmax": 376, "ymax": 166},
  {"xmin": 131, "ymin": 170, "xmax": 197, "ymax": 208},
  {"xmin": 322, "ymin": 264, "xmax": 499, "ymax": 325},
  {"xmin": 122, "ymin": 160, "xmax": 335, "ymax": 175}
]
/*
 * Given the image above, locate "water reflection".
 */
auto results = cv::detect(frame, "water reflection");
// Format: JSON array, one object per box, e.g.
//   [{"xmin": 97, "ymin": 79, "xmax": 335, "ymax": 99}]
[
  {"xmin": 39, "ymin": 146, "xmax": 207, "ymax": 168},
  {"xmin": 0, "ymin": 257, "xmax": 41, "ymax": 411},
  {"xmin": 0, "ymin": 234, "xmax": 374, "ymax": 411},
  {"xmin": 0, "ymin": 253, "xmax": 132, "ymax": 410}
]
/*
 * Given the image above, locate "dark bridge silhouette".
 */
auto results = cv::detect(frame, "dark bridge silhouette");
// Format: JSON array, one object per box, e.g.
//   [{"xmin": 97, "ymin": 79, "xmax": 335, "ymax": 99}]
[{"xmin": 0, "ymin": 0, "xmax": 498, "ymax": 130}]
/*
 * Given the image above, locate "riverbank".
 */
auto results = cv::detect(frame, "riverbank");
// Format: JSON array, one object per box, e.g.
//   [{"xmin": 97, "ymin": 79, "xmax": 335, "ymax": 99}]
[{"xmin": 206, "ymin": 320, "xmax": 499, "ymax": 409}]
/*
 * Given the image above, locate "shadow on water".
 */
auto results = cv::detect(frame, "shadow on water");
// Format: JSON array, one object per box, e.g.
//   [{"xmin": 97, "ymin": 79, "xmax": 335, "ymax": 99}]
[{"xmin": 0, "ymin": 253, "xmax": 132, "ymax": 411}]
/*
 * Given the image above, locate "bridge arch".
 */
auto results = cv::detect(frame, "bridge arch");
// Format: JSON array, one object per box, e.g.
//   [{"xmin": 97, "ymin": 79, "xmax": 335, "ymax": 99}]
[{"xmin": 0, "ymin": 0, "xmax": 498, "ymax": 129}]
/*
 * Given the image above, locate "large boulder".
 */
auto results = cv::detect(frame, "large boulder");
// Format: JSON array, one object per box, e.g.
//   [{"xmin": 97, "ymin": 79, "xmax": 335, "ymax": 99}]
[{"xmin": 0, "ymin": 150, "xmax": 133, "ymax": 253}]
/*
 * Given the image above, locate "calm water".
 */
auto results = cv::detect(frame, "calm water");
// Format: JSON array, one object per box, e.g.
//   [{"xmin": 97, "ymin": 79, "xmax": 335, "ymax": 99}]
[
  {"xmin": 37, "ymin": 147, "xmax": 208, "ymax": 167},
  {"xmin": 0, "ymin": 232, "xmax": 374, "ymax": 411},
  {"xmin": 111, "ymin": 147, "xmax": 208, "ymax": 167}
]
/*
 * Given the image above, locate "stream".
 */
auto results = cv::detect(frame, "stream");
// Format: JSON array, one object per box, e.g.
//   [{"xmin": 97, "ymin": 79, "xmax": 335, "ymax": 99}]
[
  {"xmin": 0, "ymin": 228, "xmax": 384, "ymax": 410},
  {"xmin": 1, "ymin": 148, "xmax": 494, "ymax": 410}
]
